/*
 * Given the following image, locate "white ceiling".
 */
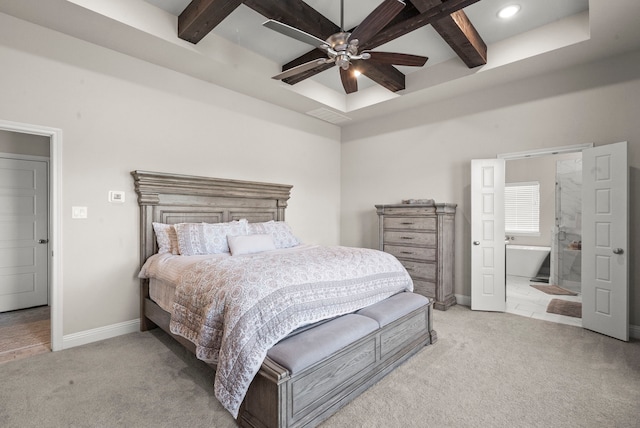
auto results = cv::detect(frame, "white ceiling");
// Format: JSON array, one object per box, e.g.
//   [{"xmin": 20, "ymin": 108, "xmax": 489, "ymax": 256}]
[{"xmin": 2, "ymin": 0, "xmax": 640, "ymax": 125}]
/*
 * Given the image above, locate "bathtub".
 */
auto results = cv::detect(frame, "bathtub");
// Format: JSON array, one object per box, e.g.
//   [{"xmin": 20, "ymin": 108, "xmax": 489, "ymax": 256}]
[{"xmin": 506, "ymin": 244, "xmax": 551, "ymax": 278}]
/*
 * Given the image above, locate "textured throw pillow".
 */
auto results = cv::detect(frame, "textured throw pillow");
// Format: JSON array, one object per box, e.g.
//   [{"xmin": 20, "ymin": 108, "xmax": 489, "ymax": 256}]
[
  {"xmin": 247, "ymin": 220, "xmax": 300, "ymax": 249},
  {"xmin": 175, "ymin": 219, "xmax": 248, "ymax": 256},
  {"xmin": 227, "ymin": 234, "xmax": 276, "ymax": 256},
  {"xmin": 152, "ymin": 222, "xmax": 180, "ymax": 255}
]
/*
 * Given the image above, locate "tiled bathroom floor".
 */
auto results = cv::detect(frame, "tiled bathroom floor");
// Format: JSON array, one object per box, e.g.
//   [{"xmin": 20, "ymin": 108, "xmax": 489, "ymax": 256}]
[{"xmin": 506, "ymin": 275, "xmax": 582, "ymax": 327}]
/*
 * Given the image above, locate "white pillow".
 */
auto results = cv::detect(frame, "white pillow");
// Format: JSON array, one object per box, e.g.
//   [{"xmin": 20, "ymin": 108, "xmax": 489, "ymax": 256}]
[
  {"xmin": 152, "ymin": 222, "xmax": 179, "ymax": 255},
  {"xmin": 247, "ymin": 220, "xmax": 300, "ymax": 249},
  {"xmin": 175, "ymin": 219, "xmax": 248, "ymax": 256},
  {"xmin": 227, "ymin": 234, "xmax": 276, "ymax": 256}
]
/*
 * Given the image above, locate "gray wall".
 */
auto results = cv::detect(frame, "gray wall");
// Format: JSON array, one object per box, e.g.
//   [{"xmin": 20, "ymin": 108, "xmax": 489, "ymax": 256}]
[
  {"xmin": 341, "ymin": 49, "xmax": 640, "ymax": 327},
  {"xmin": 0, "ymin": 13, "xmax": 341, "ymax": 336}
]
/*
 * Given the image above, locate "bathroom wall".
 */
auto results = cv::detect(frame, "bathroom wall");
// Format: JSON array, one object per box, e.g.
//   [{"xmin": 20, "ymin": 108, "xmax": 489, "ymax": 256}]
[{"xmin": 505, "ymin": 152, "xmax": 582, "ymax": 247}]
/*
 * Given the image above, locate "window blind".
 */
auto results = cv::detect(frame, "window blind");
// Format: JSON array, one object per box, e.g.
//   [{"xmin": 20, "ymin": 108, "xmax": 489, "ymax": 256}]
[{"xmin": 505, "ymin": 182, "xmax": 540, "ymax": 234}]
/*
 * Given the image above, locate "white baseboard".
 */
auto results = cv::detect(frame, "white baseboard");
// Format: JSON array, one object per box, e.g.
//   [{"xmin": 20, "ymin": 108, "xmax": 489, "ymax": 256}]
[
  {"xmin": 454, "ymin": 294, "xmax": 640, "ymax": 339},
  {"xmin": 62, "ymin": 319, "xmax": 140, "ymax": 350},
  {"xmin": 455, "ymin": 294, "xmax": 470, "ymax": 307}
]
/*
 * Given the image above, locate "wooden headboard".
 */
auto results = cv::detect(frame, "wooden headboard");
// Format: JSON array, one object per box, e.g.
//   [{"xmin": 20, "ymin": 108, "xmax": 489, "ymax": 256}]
[
  {"xmin": 131, "ymin": 170, "xmax": 292, "ymax": 329},
  {"xmin": 132, "ymin": 170, "xmax": 292, "ymax": 263}
]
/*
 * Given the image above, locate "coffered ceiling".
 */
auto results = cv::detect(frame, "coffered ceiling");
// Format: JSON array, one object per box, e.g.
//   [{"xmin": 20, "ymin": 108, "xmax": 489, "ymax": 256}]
[{"xmin": 2, "ymin": 0, "xmax": 640, "ymax": 125}]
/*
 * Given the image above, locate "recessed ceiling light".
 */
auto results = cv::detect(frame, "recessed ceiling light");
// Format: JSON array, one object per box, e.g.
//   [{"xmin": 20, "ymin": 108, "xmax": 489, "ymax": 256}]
[
  {"xmin": 353, "ymin": 70, "xmax": 362, "ymax": 77},
  {"xmin": 497, "ymin": 5, "xmax": 521, "ymax": 19}
]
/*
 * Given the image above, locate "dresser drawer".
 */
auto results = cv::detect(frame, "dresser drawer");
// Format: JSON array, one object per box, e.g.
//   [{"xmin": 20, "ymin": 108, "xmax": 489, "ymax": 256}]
[
  {"xmin": 400, "ymin": 260, "xmax": 436, "ymax": 281},
  {"xmin": 384, "ymin": 245, "xmax": 436, "ymax": 261},
  {"xmin": 412, "ymin": 280, "xmax": 436, "ymax": 298},
  {"xmin": 384, "ymin": 216, "xmax": 436, "ymax": 231},
  {"xmin": 384, "ymin": 231, "xmax": 436, "ymax": 246}
]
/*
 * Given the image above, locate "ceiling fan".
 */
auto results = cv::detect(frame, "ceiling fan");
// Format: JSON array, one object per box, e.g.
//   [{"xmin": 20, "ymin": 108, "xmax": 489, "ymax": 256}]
[{"xmin": 263, "ymin": 0, "xmax": 429, "ymax": 94}]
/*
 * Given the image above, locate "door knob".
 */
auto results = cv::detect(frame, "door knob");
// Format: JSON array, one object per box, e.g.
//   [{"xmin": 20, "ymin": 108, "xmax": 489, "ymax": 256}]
[
  {"xmin": 613, "ymin": 248, "xmax": 624, "ymax": 255},
  {"xmin": 38, "ymin": 239, "xmax": 49, "ymax": 244},
  {"xmin": 473, "ymin": 241, "xmax": 480, "ymax": 246}
]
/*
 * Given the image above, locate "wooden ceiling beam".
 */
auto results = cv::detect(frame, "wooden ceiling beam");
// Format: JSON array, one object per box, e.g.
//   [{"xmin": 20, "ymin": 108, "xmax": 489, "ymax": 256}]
[
  {"xmin": 409, "ymin": 0, "xmax": 486, "ymax": 67},
  {"xmin": 179, "ymin": 0, "xmax": 344, "ymax": 45},
  {"xmin": 360, "ymin": 0, "xmax": 481, "ymax": 50},
  {"xmin": 178, "ymin": 0, "xmax": 243, "ymax": 44}
]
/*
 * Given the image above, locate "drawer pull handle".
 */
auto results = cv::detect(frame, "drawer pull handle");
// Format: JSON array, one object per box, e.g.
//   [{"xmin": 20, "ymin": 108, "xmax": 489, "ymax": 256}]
[
  {"xmin": 401, "ymin": 251, "xmax": 413, "ymax": 254},
  {"xmin": 400, "ymin": 237, "xmax": 414, "ymax": 240},
  {"xmin": 401, "ymin": 222, "xmax": 414, "ymax": 225}
]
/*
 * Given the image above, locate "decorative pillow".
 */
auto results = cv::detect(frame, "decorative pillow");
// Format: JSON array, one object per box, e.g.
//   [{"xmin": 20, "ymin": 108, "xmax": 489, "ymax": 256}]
[
  {"xmin": 247, "ymin": 220, "xmax": 300, "ymax": 249},
  {"xmin": 227, "ymin": 234, "xmax": 276, "ymax": 256},
  {"xmin": 175, "ymin": 219, "xmax": 248, "ymax": 256},
  {"xmin": 152, "ymin": 222, "xmax": 180, "ymax": 255}
]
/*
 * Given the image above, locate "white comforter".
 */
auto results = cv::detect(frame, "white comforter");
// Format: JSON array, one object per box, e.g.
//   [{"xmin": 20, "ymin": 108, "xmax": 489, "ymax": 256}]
[{"xmin": 140, "ymin": 245, "xmax": 412, "ymax": 418}]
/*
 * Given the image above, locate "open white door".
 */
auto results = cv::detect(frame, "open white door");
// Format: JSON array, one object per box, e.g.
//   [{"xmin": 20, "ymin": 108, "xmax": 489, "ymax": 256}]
[
  {"xmin": 582, "ymin": 142, "xmax": 629, "ymax": 341},
  {"xmin": 471, "ymin": 159, "xmax": 506, "ymax": 311}
]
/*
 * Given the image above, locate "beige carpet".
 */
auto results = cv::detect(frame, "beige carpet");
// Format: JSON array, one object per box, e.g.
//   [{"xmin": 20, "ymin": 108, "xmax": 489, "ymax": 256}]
[
  {"xmin": 547, "ymin": 299, "xmax": 582, "ymax": 318},
  {"xmin": 0, "ymin": 306, "xmax": 638, "ymax": 427},
  {"xmin": 530, "ymin": 283, "xmax": 578, "ymax": 296}
]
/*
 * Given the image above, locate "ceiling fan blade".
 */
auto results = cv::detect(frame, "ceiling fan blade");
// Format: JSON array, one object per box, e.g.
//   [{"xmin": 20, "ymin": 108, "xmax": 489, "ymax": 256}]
[
  {"xmin": 272, "ymin": 58, "xmax": 334, "ymax": 81},
  {"xmin": 263, "ymin": 20, "xmax": 328, "ymax": 49},
  {"xmin": 366, "ymin": 51, "xmax": 428, "ymax": 67},
  {"xmin": 339, "ymin": 67, "xmax": 358, "ymax": 94},
  {"xmin": 349, "ymin": 0, "xmax": 405, "ymax": 47}
]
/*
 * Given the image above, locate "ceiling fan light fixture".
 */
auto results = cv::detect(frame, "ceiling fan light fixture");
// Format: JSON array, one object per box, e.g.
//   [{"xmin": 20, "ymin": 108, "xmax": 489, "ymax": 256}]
[
  {"xmin": 497, "ymin": 5, "xmax": 521, "ymax": 19},
  {"xmin": 336, "ymin": 54, "xmax": 350, "ymax": 69}
]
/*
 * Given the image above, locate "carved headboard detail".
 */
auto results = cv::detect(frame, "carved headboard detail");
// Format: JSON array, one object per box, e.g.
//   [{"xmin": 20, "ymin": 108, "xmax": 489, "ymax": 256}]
[{"xmin": 132, "ymin": 170, "xmax": 292, "ymax": 264}]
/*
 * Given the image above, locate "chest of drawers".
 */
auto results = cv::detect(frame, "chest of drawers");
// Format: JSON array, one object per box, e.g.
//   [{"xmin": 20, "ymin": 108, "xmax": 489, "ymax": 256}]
[{"xmin": 376, "ymin": 203, "xmax": 456, "ymax": 310}]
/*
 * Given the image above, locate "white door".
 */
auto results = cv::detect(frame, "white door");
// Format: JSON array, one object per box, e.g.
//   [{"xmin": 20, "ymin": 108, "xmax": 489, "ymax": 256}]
[
  {"xmin": 581, "ymin": 142, "xmax": 628, "ymax": 341},
  {"xmin": 471, "ymin": 159, "xmax": 506, "ymax": 311},
  {"xmin": 0, "ymin": 157, "xmax": 49, "ymax": 312}
]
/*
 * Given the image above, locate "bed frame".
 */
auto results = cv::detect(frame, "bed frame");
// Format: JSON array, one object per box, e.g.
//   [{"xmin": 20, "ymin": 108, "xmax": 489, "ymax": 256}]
[{"xmin": 132, "ymin": 170, "xmax": 437, "ymax": 428}]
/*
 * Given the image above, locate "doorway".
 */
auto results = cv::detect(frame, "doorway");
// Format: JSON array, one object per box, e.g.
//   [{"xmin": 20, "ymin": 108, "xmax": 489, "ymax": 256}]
[
  {"xmin": 0, "ymin": 120, "xmax": 62, "ymax": 354},
  {"xmin": 504, "ymin": 152, "xmax": 583, "ymax": 327},
  {"xmin": 471, "ymin": 142, "xmax": 629, "ymax": 341},
  {"xmin": 0, "ymin": 131, "xmax": 51, "ymax": 362}
]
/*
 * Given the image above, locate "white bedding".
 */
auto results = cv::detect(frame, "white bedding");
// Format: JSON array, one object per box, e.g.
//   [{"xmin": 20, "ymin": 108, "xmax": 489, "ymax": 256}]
[{"xmin": 141, "ymin": 246, "xmax": 316, "ymax": 312}]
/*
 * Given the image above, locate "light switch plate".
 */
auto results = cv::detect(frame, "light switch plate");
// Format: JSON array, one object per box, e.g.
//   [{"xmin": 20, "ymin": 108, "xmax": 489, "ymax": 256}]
[
  {"xmin": 109, "ymin": 191, "xmax": 125, "ymax": 203},
  {"xmin": 72, "ymin": 206, "xmax": 88, "ymax": 219}
]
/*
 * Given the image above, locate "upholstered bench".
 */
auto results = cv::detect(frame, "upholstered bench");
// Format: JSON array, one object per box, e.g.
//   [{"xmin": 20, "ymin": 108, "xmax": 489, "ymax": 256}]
[
  {"xmin": 267, "ymin": 291, "xmax": 431, "ymax": 375},
  {"xmin": 357, "ymin": 292, "xmax": 429, "ymax": 327},
  {"xmin": 240, "ymin": 292, "xmax": 434, "ymax": 428}
]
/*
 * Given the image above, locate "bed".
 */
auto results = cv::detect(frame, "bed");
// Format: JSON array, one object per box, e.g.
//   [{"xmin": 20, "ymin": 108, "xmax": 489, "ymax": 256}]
[{"xmin": 132, "ymin": 170, "xmax": 437, "ymax": 428}]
